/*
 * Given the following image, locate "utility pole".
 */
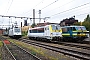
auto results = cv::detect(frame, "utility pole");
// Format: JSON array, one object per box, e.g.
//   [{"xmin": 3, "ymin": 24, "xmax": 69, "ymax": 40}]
[
  {"xmin": 39, "ymin": 10, "xmax": 41, "ymax": 23},
  {"xmin": 33, "ymin": 9, "xmax": 35, "ymax": 24}
]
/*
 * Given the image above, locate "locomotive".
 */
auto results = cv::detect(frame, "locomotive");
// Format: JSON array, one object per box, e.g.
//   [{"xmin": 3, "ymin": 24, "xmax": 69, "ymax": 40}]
[
  {"xmin": 27, "ymin": 24, "xmax": 62, "ymax": 41},
  {"xmin": 8, "ymin": 27, "xmax": 22, "ymax": 39},
  {"xmin": 62, "ymin": 26, "xmax": 89, "ymax": 42}
]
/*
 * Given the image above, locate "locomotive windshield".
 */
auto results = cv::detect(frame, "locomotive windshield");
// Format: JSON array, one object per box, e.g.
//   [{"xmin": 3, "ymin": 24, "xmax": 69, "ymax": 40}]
[
  {"xmin": 76, "ymin": 27, "xmax": 82, "ymax": 30},
  {"xmin": 80, "ymin": 26, "xmax": 86, "ymax": 30},
  {"xmin": 76, "ymin": 26, "xmax": 86, "ymax": 30},
  {"xmin": 14, "ymin": 28, "xmax": 21, "ymax": 32},
  {"xmin": 52, "ymin": 25, "xmax": 60, "ymax": 30}
]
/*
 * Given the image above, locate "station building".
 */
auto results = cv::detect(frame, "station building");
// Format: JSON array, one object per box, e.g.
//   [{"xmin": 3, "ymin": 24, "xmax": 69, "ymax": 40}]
[{"xmin": 60, "ymin": 17, "xmax": 78, "ymax": 26}]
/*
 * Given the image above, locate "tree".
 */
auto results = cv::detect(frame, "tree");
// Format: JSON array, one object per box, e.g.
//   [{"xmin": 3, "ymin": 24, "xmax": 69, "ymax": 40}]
[
  {"xmin": 74, "ymin": 14, "xmax": 90, "ymax": 32},
  {"xmin": 31, "ymin": 23, "xmax": 37, "ymax": 28},
  {"xmin": 73, "ymin": 22, "xmax": 81, "ymax": 26},
  {"xmin": 82, "ymin": 21, "xmax": 90, "ymax": 31},
  {"xmin": 84, "ymin": 14, "xmax": 90, "ymax": 22}
]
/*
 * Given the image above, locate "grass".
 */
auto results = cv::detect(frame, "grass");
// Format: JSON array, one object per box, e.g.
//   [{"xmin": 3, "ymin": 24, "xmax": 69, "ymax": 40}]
[{"xmin": 0, "ymin": 41, "xmax": 3, "ymax": 47}]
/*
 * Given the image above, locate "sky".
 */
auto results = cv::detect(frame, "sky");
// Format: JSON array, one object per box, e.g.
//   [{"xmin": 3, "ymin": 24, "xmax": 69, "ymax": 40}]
[{"xmin": 0, "ymin": 0, "xmax": 90, "ymax": 28}]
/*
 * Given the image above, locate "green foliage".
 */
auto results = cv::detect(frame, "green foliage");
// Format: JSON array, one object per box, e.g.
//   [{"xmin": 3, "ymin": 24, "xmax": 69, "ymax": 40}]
[
  {"xmin": 82, "ymin": 21, "xmax": 90, "ymax": 32},
  {"xmin": 84, "ymin": 14, "xmax": 90, "ymax": 22},
  {"xmin": 73, "ymin": 22, "xmax": 81, "ymax": 26},
  {"xmin": 83, "ymin": 14, "xmax": 90, "ymax": 32},
  {"xmin": 0, "ymin": 41, "xmax": 3, "ymax": 47},
  {"xmin": 22, "ymin": 31, "xmax": 27, "ymax": 36},
  {"xmin": 31, "ymin": 23, "xmax": 37, "ymax": 28}
]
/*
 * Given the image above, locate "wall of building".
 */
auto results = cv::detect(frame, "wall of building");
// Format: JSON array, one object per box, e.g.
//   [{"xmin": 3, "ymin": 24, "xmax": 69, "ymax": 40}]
[
  {"xmin": 0, "ymin": 29, "xmax": 4, "ymax": 35},
  {"xmin": 21, "ymin": 26, "xmax": 31, "ymax": 32}
]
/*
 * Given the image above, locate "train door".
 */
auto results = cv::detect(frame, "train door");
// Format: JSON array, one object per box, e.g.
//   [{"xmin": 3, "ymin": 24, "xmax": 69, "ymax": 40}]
[
  {"xmin": 68, "ymin": 27, "xmax": 72, "ymax": 37},
  {"xmin": 44, "ymin": 26, "xmax": 50, "ymax": 37}
]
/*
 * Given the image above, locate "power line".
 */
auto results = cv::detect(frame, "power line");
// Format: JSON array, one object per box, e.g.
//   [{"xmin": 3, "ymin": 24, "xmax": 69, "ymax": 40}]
[
  {"xmin": 6, "ymin": 0, "xmax": 13, "ymax": 15},
  {"xmin": 2, "ymin": 0, "xmax": 13, "ymax": 26},
  {"xmin": 20, "ymin": 0, "xmax": 58, "ymax": 21},
  {"xmin": 40, "ymin": 0, "xmax": 59, "ymax": 10},
  {"xmin": 20, "ymin": 0, "xmax": 44, "ymax": 16},
  {"xmin": 43, "ymin": 0, "xmax": 75, "ymax": 15},
  {"xmin": 50, "ymin": 2, "xmax": 90, "ymax": 17},
  {"xmin": 62, "ymin": 6, "xmax": 90, "ymax": 18},
  {"xmin": 76, "ymin": 12, "xmax": 90, "ymax": 16},
  {"xmin": 22, "ymin": 0, "xmax": 59, "ymax": 17}
]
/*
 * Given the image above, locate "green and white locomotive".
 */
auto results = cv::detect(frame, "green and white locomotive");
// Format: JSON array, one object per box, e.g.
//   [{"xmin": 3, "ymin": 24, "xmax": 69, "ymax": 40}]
[{"xmin": 62, "ymin": 26, "xmax": 89, "ymax": 42}]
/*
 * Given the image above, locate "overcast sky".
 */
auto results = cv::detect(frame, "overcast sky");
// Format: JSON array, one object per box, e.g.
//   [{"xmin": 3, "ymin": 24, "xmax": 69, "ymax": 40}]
[{"xmin": 0, "ymin": 0, "xmax": 90, "ymax": 28}]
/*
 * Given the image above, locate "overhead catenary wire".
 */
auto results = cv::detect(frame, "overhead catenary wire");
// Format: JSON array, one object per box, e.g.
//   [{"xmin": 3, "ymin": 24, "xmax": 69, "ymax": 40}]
[
  {"xmin": 6, "ymin": 0, "xmax": 13, "ymax": 15},
  {"xmin": 43, "ymin": 0, "xmax": 75, "ymax": 15},
  {"xmin": 23, "ymin": 0, "xmax": 59, "ymax": 17},
  {"xmin": 65, "ymin": 12, "xmax": 90, "ymax": 20},
  {"xmin": 40, "ymin": 0, "xmax": 59, "ymax": 10},
  {"xmin": 76, "ymin": 12, "xmax": 90, "ymax": 16},
  {"xmin": 23, "ymin": 0, "xmax": 59, "ymax": 23},
  {"xmin": 35, "ymin": 0, "xmax": 59, "ymax": 13},
  {"xmin": 0, "ymin": 0, "xmax": 90, "ymax": 24},
  {"xmin": 50, "ymin": 2, "xmax": 90, "ymax": 17},
  {"xmin": 62, "ymin": 6, "xmax": 90, "ymax": 18},
  {"xmin": 20, "ymin": 0, "xmax": 44, "ymax": 16},
  {"xmin": 2, "ymin": 0, "xmax": 13, "ymax": 26}
]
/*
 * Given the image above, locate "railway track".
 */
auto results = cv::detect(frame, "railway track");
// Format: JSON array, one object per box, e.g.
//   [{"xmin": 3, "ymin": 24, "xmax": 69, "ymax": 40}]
[
  {"xmin": 58, "ymin": 42, "xmax": 90, "ymax": 50},
  {"xmin": 20, "ymin": 38, "xmax": 90, "ymax": 50},
  {"xmin": 18, "ymin": 38, "xmax": 90, "ymax": 60},
  {"xmin": 1, "ymin": 37, "xmax": 41, "ymax": 60}
]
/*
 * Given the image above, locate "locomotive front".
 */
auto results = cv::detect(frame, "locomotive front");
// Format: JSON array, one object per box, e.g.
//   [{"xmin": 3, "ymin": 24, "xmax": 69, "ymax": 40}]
[{"xmin": 48, "ymin": 24, "xmax": 62, "ymax": 41}]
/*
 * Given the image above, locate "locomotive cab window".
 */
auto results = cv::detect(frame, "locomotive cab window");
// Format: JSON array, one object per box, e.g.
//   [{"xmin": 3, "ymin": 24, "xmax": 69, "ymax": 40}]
[
  {"xmin": 81, "ymin": 27, "xmax": 86, "ymax": 30},
  {"xmin": 76, "ymin": 27, "xmax": 81, "ymax": 30},
  {"xmin": 56, "ymin": 25, "xmax": 60, "ymax": 30},
  {"xmin": 14, "ymin": 28, "xmax": 20, "ymax": 32},
  {"xmin": 52, "ymin": 25, "xmax": 60, "ymax": 30},
  {"xmin": 52, "ymin": 25, "xmax": 56, "ymax": 30}
]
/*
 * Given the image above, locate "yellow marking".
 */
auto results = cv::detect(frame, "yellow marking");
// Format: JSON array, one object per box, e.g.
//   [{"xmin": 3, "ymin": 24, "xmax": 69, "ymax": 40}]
[
  {"xmin": 73, "ymin": 34, "xmax": 77, "ymax": 35},
  {"xmin": 83, "ymin": 30, "xmax": 87, "ymax": 32},
  {"xmin": 78, "ymin": 34, "xmax": 86, "ymax": 36},
  {"xmin": 49, "ymin": 25, "xmax": 53, "ymax": 32},
  {"xmin": 62, "ymin": 34, "xmax": 70, "ymax": 35}
]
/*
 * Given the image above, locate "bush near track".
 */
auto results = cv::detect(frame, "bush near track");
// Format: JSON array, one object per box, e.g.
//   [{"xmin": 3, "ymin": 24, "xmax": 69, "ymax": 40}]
[{"xmin": 22, "ymin": 31, "xmax": 27, "ymax": 36}]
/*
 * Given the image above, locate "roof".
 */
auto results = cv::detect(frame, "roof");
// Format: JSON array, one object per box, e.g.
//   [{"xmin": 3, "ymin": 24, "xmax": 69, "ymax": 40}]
[{"xmin": 62, "ymin": 25, "xmax": 85, "ymax": 27}]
